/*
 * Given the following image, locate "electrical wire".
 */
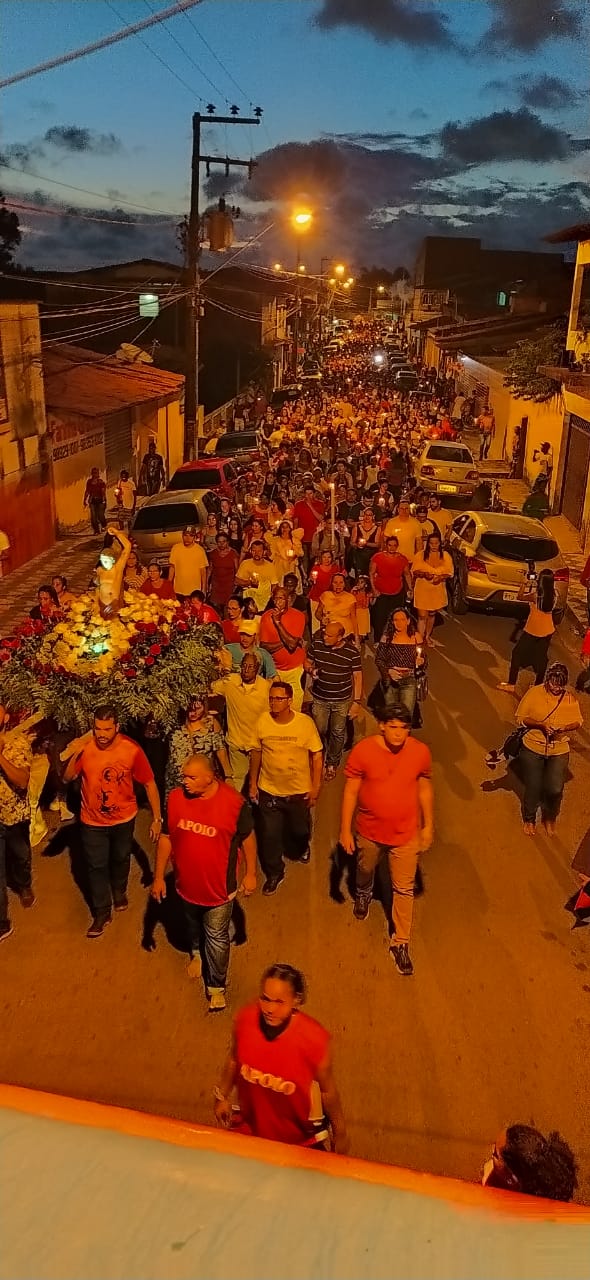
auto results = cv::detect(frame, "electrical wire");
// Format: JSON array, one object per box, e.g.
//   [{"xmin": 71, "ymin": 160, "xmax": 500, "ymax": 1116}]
[
  {"xmin": 6, "ymin": 198, "xmax": 175, "ymax": 227},
  {"xmin": 0, "ymin": 161, "xmax": 181, "ymax": 217},
  {"xmin": 141, "ymin": 0, "xmax": 229, "ymax": 104},
  {"xmin": 0, "ymin": 269, "xmax": 182, "ymax": 295},
  {"xmin": 181, "ymin": 8, "xmax": 252, "ymax": 107},
  {"xmin": 201, "ymin": 221, "xmax": 276, "ymax": 284},
  {"xmin": 0, "ymin": 0, "xmax": 207, "ymax": 89},
  {"xmin": 103, "ymin": 0, "xmax": 205, "ymax": 103}
]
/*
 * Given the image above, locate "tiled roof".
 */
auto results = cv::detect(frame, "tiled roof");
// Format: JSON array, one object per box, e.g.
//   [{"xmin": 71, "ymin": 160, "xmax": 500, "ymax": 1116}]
[{"xmin": 42, "ymin": 343, "xmax": 184, "ymax": 418}]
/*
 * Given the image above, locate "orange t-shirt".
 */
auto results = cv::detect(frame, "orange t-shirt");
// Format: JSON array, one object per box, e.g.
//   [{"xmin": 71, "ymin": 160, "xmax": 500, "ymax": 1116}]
[
  {"xmin": 344, "ymin": 734, "xmax": 432, "ymax": 845},
  {"xmin": 73, "ymin": 734, "xmax": 154, "ymax": 826},
  {"xmin": 259, "ymin": 608, "xmax": 306, "ymax": 670}
]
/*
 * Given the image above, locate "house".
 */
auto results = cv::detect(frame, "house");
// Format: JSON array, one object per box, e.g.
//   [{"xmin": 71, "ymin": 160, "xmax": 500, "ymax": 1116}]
[
  {"xmin": 0, "ymin": 301, "xmax": 54, "ymax": 571},
  {"xmin": 43, "ymin": 343, "xmax": 185, "ymax": 534}
]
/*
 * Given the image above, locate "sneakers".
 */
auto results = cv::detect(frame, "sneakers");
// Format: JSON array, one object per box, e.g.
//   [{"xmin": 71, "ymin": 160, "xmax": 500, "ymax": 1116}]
[
  {"xmin": 30, "ymin": 819, "xmax": 49, "ymax": 847},
  {"xmin": 112, "ymin": 892, "xmax": 129, "ymax": 912},
  {"xmin": 18, "ymin": 888, "xmax": 36, "ymax": 908},
  {"xmin": 86, "ymin": 913, "xmax": 112, "ymax": 939},
  {"xmin": 59, "ymin": 802, "xmax": 76, "ymax": 821},
  {"xmin": 262, "ymin": 873, "xmax": 285, "ymax": 896},
  {"xmin": 353, "ymin": 892, "xmax": 371, "ymax": 921},
  {"xmin": 187, "ymin": 952, "xmax": 202, "ymax": 979},
  {"xmin": 0, "ymin": 922, "xmax": 14, "ymax": 942},
  {"xmin": 390, "ymin": 943, "xmax": 413, "ymax": 976},
  {"xmin": 208, "ymin": 987, "xmax": 227, "ymax": 1012}
]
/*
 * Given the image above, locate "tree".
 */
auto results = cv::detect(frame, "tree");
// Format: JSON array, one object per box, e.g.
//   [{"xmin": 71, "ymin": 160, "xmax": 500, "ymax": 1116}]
[
  {"xmin": 503, "ymin": 321, "xmax": 566, "ymax": 403},
  {"xmin": 0, "ymin": 192, "xmax": 21, "ymax": 270}
]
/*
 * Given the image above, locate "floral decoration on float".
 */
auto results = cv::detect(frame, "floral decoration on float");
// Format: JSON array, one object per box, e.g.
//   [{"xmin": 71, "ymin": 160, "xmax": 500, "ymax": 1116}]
[{"xmin": 0, "ymin": 590, "xmax": 220, "ymax": 733}]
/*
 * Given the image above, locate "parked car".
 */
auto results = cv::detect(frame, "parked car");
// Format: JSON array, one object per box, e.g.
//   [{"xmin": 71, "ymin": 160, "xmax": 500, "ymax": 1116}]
[
  {"xmin": 167, "ymin": 458, "xmax": 238, "ymax": 497},
  {"xmin": 417, "ymin": 441, "xmax": 479, "ymax": 498},
  {"xmin": 447, "ymin": 510, "xmax": 569, "ymax": 618},
  {"xmin": 212, "ymin": 429, "xmax": 264, "ymax": 461},
  {"xmin": 130, "ymin": 490, "xmax": 216, "ymax": 563},
  {"xmin": 270, "ymin": 384, "xmax": 303, "ymax": 410}
]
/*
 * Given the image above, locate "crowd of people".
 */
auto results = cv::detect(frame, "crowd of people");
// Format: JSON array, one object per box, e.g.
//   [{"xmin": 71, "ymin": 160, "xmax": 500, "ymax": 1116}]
[{"xmin": 0, "ymin": 319, "xmax": 582, "ymax": 1196}]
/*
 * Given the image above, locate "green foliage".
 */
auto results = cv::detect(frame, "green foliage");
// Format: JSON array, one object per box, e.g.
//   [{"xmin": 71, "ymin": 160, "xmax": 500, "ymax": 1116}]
[
  {"xmin": 503, "ymin": 322, "xmax": 566, "ymax": 403},
  {"xmin": 0, "ymin": 192, "xmax": 21, "ymax": 271}
]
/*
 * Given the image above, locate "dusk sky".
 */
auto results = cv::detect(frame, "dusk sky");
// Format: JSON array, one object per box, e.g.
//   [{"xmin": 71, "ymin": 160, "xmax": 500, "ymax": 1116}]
[{"xmin": 2, "ymin": 0, "xmax": 590, "ymax": 273}]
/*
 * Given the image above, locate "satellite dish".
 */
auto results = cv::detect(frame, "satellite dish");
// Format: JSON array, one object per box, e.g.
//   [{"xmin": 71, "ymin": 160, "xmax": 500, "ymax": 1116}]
[{"xmin": 115, "ymin": 343, "xmax": 153, "ymax": 365}]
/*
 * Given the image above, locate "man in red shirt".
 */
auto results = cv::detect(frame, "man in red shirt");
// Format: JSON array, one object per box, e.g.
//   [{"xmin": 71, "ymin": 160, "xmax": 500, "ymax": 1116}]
[
  {"xmin": 151, "ymin": 753, "xmax": 256, "ymax": 1011},
  {"xmin": 214, "ymin": 963, "xmax": 348, "ymax": 1150},
  {"xmin": 369, "ymin": 536, "xmax": 412, "ymax": 642},
  {"xmin": 259, "ymin": 585, "xmax": 306, "ymax": 709},
  {"xmin": 293, "ymin": 484, "xmax": 325, "ymax": 573},
  {"xmin": 83, "ymin": 467, "xmax": 107, "ymax": 535},
  {"xmin": 186, "ymin": 591, "xmax": 222, "ymax": 626},
  {"xmin": 339, "ymin": 704, "xmax": 433, "ymax": 976},
  {"xmin": 63, "ymin": 705, "xmax": 162, "ymax": 938},
  {"xmin": 208, "ymin": 531, "xmax": 239, "ymax": 612}
]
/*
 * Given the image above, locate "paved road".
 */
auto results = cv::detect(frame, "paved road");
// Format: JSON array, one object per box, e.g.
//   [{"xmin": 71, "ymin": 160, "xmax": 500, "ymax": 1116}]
[{"xmin": 2, "ymin": 608, "xmax": 590, "ymax": 1199}]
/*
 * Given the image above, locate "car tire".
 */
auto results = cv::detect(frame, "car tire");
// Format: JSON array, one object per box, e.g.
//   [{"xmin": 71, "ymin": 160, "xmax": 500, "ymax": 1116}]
[{"xmin": 449, "ymin": 561, "xmax": 469, "ymax": 615}]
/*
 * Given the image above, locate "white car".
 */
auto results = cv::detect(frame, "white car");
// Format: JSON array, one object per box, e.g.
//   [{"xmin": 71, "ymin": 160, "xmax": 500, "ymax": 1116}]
[{"xmin": 417, "ymin": 441, "xmax": 479, "ymax": 499}]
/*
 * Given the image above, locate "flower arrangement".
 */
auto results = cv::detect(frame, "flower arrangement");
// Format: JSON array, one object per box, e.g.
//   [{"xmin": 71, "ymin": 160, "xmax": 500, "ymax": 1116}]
[{"xmin": 0, "ymin": 590, "xmax": 220, "ymax": 734}]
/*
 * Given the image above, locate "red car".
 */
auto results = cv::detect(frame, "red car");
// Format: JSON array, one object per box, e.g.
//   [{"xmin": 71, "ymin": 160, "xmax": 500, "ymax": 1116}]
[{"xmin": 166, "ymin": 458, "xmax": 238, "ymax": 498}]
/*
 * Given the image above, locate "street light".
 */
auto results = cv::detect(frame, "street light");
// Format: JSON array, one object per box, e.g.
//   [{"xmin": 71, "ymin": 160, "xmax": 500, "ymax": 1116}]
[
  {"xmin": 273, "ymin": 262, "xmax": 282, "ymax": 272},
  {"xmin": 291, "ymin": 209, "xmax": 313, "ymax": 376},
  {"xmin": 377, "ymin": 284, "xmax": 385, "ymax": 294},
  {"xmin": 335, "ymin": 264, "xmax": 345, "ymax": 276},
  {"xmin": 347, "ymin": 276, "xmax": 355, "ymax": 285},
  {"xmin": 328, "ymin": 277, "xmax": 336, "ymax": 286},
  {"xmin": 298, "ymin": 263, "xmax": 306, "ymax": 273},
  {"xmin": 292, "ymin": 210, "xmax": 312, "ymax": 230}
]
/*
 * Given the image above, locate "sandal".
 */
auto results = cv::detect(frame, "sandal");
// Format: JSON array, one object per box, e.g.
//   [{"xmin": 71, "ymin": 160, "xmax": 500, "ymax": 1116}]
[{"xmin": 324, "ymin": 765, "xmax": 337, "ymax": 781}]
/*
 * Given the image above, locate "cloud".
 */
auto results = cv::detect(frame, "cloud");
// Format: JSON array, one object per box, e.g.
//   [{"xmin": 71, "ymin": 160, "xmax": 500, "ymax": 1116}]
[
  {"xmin": 483, "ymin": 0, "xmax": 582, "ymax": 52},
  {"xmin": 440, "ymin": 108, "xmax": 582, "ymax": 165},
  {"xmin": 44, "ymin": 125, "xmax": 122, "ymax": 155},
  {"xmin": 13, "ymin": 199, "xmax": 179, "ymax": 271},
  {"xmin": 313, "ymin": 0, "xmax": 458, "ymax": 49},
  {"xmin": 484, "ymin": 74, "xmax": 579, "ymax": 111}
]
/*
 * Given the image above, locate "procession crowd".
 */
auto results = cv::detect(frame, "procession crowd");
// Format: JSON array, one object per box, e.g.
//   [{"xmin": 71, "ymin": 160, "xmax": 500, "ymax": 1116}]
[{"xmin": 0, "ymin": 320, "xmax": 582, "ymax": 1198}]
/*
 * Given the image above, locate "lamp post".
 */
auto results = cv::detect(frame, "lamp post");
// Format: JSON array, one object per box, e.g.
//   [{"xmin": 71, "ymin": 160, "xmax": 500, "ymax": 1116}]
[{"xmin": 291, "ymin": 209, "xmax": 312, "ymax": 377}]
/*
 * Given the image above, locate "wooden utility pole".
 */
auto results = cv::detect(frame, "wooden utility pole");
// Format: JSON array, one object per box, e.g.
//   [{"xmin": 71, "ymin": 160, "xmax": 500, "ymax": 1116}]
[{"xmin": 183, "ymin": 109, "xmax": 261, "ymax": 461}]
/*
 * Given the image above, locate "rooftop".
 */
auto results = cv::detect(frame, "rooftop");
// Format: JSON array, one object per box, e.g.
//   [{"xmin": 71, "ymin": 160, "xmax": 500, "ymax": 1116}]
[{"xmin": 42, "ymin": 343, "xmax": 184, "ymax": 418}]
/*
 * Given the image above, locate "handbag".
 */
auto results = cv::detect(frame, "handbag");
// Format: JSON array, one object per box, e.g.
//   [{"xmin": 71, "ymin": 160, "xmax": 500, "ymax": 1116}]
[{"xmin": 501, "ymin": 691, "xmax": 565, "ymax": 760}]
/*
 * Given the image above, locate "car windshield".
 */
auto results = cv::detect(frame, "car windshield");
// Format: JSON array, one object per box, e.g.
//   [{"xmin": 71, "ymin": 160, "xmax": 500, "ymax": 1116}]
[
  {"xmin": 480, "ymin": 533, "xmax": 559, "ymax": 562},
  {"xmin": 216, "ymin": 433, "xmax": 257, "ymax": 453},
  {"xmin": 132, "ymin": 503, "xmax": 197, "ymax": 531},
  {"xmin": 427, "ymin": 446, "xmax": 472, "ymax": 463},
  {"xmin": 168, "ymin": 468, "xmax": 221, "ymax": 490}
]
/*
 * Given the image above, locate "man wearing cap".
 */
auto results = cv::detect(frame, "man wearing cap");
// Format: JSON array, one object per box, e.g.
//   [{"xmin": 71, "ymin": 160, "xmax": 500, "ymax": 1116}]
[
  {"xmin": 168, "ymin": 526, "xmax": 208, "ymax": 600},
  {"xmin": 222, "ymin": 619, "xmax": 277, "ymax": 680},
  {"xmin": 211, "ymin": 653, "xmax": 270, "ymax": 793}
]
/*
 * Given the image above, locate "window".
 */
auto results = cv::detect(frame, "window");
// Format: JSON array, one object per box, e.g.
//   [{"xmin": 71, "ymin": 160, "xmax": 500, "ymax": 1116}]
[
  {"xmin": 462, "ymin": 519, "xmax": 477, "ymax": 544},
  {"xmin": 224, "ymin": 463, "xmax": 237, "ymax": 481},
  {"xmin": 168, "ymin": 468, "xmax": 221, "ymax": 490},
  {"xmin": 451, "ymin": 516, "xmax": 468, "ymax": 537},
  {"xmin": 132, "ymin": 502, "xmax": 198, "ymax": 531},
  {"xmin": 480, "ymin": 533, "xmax": 558, "ymax": 562},
  {"xmin": 426, "ymin": 445, "xmax": 472, "ymax": 463}
]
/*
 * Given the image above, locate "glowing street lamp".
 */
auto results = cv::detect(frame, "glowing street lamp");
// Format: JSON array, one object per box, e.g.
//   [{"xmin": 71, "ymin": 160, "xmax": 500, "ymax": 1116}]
[
  {"xmin": 273, "ymin": 262, "xmax": 282, "ymax": 271},
  {"xmin": 343, "ymin": 281, "xmax": 351, "ymax": 290},
  {"xmin": 328, "ymin": 277, "xmax": 336, "ymax": 286},
  {"xmin": 347, "ymin": 276, "xmax": 355, "ymax": 285},
  {"xmin": 292, "ymin": 209, "xmax": 312, "ymax": 230},
  {"xmin": 377, "ymin": 284, "xmax": 385, "ymax": 294},
  {"xmin": 335, "ymin": 264, "xmax": 345, "ymax": 276},
  {"xmin": 298, "ymin": 263, "xmax": 306, "ymax": 273}
]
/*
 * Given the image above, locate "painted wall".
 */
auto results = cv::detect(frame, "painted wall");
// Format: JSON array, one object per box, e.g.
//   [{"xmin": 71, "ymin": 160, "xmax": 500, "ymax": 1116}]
[
  {"xmin": 459, "ymin": 355, "xmax": 565, "ymax": 496},
  {"xmin": 48, "ymin": 412, "xmax": 106, "ymax": 534}
]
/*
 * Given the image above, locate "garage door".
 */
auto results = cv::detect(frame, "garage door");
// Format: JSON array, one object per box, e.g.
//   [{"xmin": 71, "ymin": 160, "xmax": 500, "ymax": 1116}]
[
  {"xmin": 562, "ymin": 413, "xmax": 590, "ymax": 530},
  {"xmin": 104, "ymin": 409, "xmax": 133, "ymax": 485}
]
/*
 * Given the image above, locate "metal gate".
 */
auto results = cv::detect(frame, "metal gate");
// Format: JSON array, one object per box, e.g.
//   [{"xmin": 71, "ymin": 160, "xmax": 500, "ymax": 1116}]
[
  {"xmin": 104, "ymin": 409, "xmax": 133, "ymax": 485},
  {"xmin": 562, "ymin": 413, "xmax": 590, "ymax": 530}
]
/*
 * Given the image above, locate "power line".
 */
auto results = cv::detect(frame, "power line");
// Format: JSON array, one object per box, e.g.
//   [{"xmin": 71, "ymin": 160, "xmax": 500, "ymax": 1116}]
[
  {"xmin": 181, "ymin": 9, "xmax": 252, "ymax": 106},
  {"xmin": 141, "ymin": 0, "xmax": 228, "ymax": 103},
  {"xmin": 0, "ymin": 160, "xmax": 181, "ymax": 217},
  {"xmin": 6, "ymin": 198, "xmax": 175, "ymax": 227},
  {"xmin": 0, "ymin": 269, "xmax": 183, "ymax": 296},
  {"xmin": 0, "ymin": 0, "xmax": 208, "ymax": 89},
  {"xmin": 103, "ymin": 0, "xmax": 205, "ymax": 103}
]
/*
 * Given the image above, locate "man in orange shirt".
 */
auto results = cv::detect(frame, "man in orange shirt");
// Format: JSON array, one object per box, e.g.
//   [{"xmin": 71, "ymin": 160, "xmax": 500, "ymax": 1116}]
[
  {"xmin": 339, "ymin": 704, "xmax": 433, "ymax": 976},
  {"xmin": 259, "ymin": 585, "xmax": 306, "ymax": 710},
  {"xmin": 64, "ymin": 705, "xmax": 162, "ymax": 937}
]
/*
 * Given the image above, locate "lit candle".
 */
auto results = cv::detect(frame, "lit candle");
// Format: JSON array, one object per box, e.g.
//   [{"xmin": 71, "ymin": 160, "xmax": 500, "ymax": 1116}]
[{"xmin": 330, "ymin": 482, "xmax": 336, "ymax": 549}]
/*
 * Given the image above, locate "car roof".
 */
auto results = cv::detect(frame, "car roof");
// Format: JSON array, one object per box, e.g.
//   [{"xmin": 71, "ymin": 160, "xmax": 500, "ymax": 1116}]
[
  {"xmin": 466, "ymin": 511, "xmax": 555, "ymax": 537},
  {"xmin": 422, "ymin": 440, "xmax": 473, "ymax": 454},
  {"xmin": 140, "ymin": 489, "xmax": 211, "ymax": 509},
  {"xmin": 174, "ymin": 459, "xmax": 226, "ymax": 472}
]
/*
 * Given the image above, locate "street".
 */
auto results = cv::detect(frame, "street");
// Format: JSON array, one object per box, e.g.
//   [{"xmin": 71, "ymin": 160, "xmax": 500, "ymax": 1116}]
[{"xmin": 1, "ymin": 606, "xmax": 589, "ymax": 1197}]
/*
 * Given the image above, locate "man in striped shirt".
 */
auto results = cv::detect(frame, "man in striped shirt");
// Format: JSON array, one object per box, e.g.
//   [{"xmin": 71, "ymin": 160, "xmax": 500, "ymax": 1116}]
[{"xmin": 305, "ymin": 623, "xmax": 363, "ymax": 780}]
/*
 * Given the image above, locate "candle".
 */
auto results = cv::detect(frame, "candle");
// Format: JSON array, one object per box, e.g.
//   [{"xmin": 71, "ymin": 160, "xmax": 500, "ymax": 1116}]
[
  {"xmin": 358, "ymin": 538, "xmax": 365, "ymax": 547},
  {"xmin": 378, "ymin": 496, "xmax": 385, "ymax": 507},
  {"xmin": 251, "ymin": 573, "xmax": 259, "ymax": 587},
  {"xmin": 330, "ymin": 482, "xmax": 336, "ymax": 549}
]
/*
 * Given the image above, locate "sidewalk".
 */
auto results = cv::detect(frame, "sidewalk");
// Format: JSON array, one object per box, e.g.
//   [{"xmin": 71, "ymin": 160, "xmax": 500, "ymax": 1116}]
[{"xmin": 0, "ymin": 533, "xmax": 102, "ymax": 633}]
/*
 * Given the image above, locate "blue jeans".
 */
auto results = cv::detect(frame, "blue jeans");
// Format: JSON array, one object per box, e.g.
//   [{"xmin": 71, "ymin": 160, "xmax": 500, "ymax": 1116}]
[
  {"xmin": 180, "ymin": 897, "xmax": 233, "ymax": 990},
  {"xmin": 383, "ymin": 676, "xmax": 417, "ymax": 717},
  {"xmin": 519, "ymin": 746, "xmax": 569, "ymax": 824},
  {"xmin": 311, "ymin": 696, "xmax": 352, "ymax": 767},
  {"xmin": 80, "ymin": 817, "xmax": 135, "ymax": 918},
  {"xmin": 0, "ymin": 821, "xmax": 32, "ymax": 928}
]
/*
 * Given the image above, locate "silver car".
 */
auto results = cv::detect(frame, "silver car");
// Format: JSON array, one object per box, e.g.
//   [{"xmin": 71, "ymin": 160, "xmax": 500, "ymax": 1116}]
[
  {"xmin": 417, "ymin": 441, "xmax": 479, "ymax": 498},
  {"xmin": 130, "ymin": 489, "xmax": 216, "ymax": 563},
  {"xmin": 447, "ymin": 510, "xmax": 569, "ymax": 618}
]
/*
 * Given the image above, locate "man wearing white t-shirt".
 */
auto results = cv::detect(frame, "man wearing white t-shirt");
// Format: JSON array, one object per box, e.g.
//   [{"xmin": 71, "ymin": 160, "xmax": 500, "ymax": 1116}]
[
  {"xmin": 383, "ymin": 499, "xmax": 422, "ymax": 562},
  {"xmin": 249, "ymin": 682, "xmax": 323, "ymax": 895},
  {"xmin": 168, "ymin": 526, "xmax": 208, "ymax": 599}
]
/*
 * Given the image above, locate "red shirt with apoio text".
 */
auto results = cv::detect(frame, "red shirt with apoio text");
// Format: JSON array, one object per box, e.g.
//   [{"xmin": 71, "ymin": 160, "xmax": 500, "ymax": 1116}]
[
  {"xmin": 234, "ymin": 1003, "xmax": 330, "ymax": 1145},
  {"xmin": 344, "ymin": 734, "xmax": 432, "ymax": 844},
  {"xmin": 166, "ymin": 783, "xmax": 249, "ymax": 906}
]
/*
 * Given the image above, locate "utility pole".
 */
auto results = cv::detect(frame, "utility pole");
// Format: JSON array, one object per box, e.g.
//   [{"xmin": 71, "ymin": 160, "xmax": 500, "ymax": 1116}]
[{"xmin": 184, "ymin": 107, "xmax": 261, "ymax": 461}]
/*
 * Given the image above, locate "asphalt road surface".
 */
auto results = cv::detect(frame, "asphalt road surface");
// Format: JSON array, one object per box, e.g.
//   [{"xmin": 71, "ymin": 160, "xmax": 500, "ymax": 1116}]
[{"xmin": 2, "ymin": 608, "xmax": 590, "ymax": 1199}]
